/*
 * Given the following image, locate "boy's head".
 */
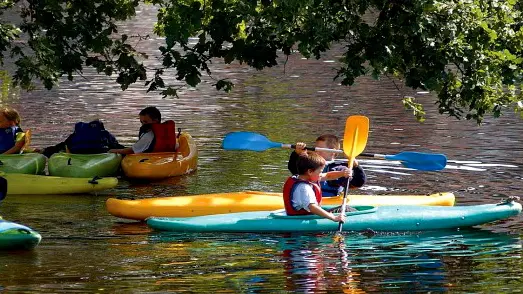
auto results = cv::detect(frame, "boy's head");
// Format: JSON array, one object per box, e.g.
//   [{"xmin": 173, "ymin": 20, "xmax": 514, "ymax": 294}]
[
  {"xmin": 315, "ymin": 134, "xmax": 340, "ymax": 160},
  {"xmin": 296, "ymin": 152, "xmax": 326, "ymax": 181},
  {"xmin": 139, "ymin": 106, "xmax": 161, "ymax": 125},
  {"xmin": 0, "ymin": 107, "xmax": 21, "ymax": 128}
]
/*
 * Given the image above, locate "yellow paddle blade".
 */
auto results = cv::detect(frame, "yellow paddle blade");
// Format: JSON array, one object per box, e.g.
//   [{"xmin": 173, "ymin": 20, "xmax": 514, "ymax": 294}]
[
  {"xmin": 343, "ymin": 115, "xmax": 369, "ymax": 160},
  {"xmin": 20, "ymin": 130, "xmax": 32, "ymax": 154}
]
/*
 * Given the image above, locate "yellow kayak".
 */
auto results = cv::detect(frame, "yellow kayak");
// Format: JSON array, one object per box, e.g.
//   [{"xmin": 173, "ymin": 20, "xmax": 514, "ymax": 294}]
[
  {"xmin": 4, "ymin": 173, "xmax": 118, "ymax": 195},
  {"xmin": 106, "ymin": 191, "xmax": 456, "ymax": 220},
  {"xmin": 121, "ymin": 132, "xmax": 198, "ymax": 180}
]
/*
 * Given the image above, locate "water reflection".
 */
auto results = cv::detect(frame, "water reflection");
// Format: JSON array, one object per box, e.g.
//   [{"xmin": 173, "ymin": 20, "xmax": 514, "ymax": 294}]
[{"xmin": 146, "ymin": 229, "xmax": 521, "ymax": 293}]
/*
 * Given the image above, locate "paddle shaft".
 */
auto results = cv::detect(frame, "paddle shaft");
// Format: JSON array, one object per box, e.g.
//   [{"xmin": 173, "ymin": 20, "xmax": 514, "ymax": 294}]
[
  {"xmin": 337, "ymin": 161, "xmax": 354, "ymax": 232},
  {"xmin": 285, "ymin": 144, "xmax": 386, "ymax": 159}
]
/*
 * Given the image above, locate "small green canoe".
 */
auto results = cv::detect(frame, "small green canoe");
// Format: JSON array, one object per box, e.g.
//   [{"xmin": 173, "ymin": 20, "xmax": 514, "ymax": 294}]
[
  {"xmin": 48, "ymin": 153, "xmax": 122, "ymax": 178},
  {"xmin": 0, "ymin": 219, "xmax": 42, "ymax": 250},
  {"xmin": 147, "ymin": 200, "xmax": 522, "ymax": 233},
  {"xmin": 0, "ymin": 153, "xmax": 46, "ymax": 175}
]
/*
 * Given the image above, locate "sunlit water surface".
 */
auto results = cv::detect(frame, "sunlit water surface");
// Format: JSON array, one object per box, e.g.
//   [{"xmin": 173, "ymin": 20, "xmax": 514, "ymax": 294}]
[{"xmin": 1, "ymin": 4, "xmax": 522, "ymax": 293}]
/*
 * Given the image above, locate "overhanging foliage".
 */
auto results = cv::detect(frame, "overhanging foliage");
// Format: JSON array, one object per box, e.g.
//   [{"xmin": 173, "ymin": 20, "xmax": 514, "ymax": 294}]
[{"xmin": 2, "ymin": 0, "xmax": 523, "ymax": 123}]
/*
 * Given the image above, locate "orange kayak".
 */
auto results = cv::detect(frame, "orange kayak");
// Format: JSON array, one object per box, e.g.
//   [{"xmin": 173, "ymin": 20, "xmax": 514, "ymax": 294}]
[{"xmin": 121, "ymin": 132, "xmax": 198, "ymax": 180}]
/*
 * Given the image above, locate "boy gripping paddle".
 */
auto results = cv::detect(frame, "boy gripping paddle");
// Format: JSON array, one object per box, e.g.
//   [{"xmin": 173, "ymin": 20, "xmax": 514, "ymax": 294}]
[{"xmin": 283, "ymin": 151, "xmax": 349, "ymax": 222}]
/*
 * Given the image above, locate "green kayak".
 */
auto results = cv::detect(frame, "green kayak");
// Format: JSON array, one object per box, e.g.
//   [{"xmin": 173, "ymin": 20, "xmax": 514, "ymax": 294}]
[
  {"xmin": 0, "ymin": 153, "xmax": 46, "ymax": 175},
  {"xmin": 48, "ymin": 153, "xmax": 122, "ymax": 178},
  {"xmin": 0, "ymin": 219, "xmax": 42, "ymax": 250},
  {"xmin": 147, "ymin": 199, "xmax": 522, "ymax": 233}
]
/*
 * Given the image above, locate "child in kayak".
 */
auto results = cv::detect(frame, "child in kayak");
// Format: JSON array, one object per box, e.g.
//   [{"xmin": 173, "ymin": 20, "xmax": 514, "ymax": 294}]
[
  {"xmin": 109, "ymin": 106, "xmax": 178, "ymax": 154},
  {"xmin": 288, "ymin": 134, "xmax": 366, "ymax": 197},
  {"xmin": 0, "ymin": 107, "xmax": 26, "ymax": 154},
  {"xmin": 283, "ymin": 151, "xmax": 346, "ymax": 222}
]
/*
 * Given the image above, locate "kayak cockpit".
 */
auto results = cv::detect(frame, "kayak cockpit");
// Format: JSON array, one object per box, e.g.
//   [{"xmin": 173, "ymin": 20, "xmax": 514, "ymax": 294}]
[{"xmin": 269, "ymin": 206, "xmax": 377, "ymax": 219}]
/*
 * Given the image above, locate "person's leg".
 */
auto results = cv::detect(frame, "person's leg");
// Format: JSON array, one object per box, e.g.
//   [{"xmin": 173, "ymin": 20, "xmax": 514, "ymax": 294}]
[{"xmin": 42, "ymin": 141, "xmax": 67, "ymax": 158}]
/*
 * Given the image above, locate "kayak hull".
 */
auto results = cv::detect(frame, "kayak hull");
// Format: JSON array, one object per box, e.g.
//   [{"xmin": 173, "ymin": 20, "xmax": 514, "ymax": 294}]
[
  {"xmin": 0, "ymin": 153, "xmax": 46, "ymax": 175},
  {"xmin": 106, "ymin": 191, "xmax": 455, "ymax": 220},
  {"xmin": 147, "ymin": 201, "xmax": 522, "ymax": 232},
  {"xmin": 121, "ymin": 132, "xmax": 198, "ymax": 180},
  {"xmin": 48, "ymin": 153, "xmax": 122, "ymax": 178},
  {"xmin": 0, "ymin": 219, "xmax": 42, "ymax": 250},
  {"xmin": 5, "ymin": 173, "xmax": 118, "ymax": 195}
]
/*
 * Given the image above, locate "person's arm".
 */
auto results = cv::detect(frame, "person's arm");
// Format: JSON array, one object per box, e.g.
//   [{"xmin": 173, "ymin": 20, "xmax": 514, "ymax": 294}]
[
  {"xmin": 308, "ymin": 203, "xmax": 345, "ymax": 223},
  {"xmin": 288, "ymin": 151, "xmax": 300, "ymax": 174},
  {"xmin": 109, "ymin": 131, "xmax": 154, "ymax": 154},
  {"xmin": 321, "ymin": 170, "xmax": 349, "ymax": 181},
  {"xmin": 349, "ymin": 165, "xmax": 366, "ymax": 188},
  {"xmin": 288, "ymin": 143, "xmax": 307, "ymax": 174},
  {"xmin": 108, "ymin": 147, "xmax": 134, "ymax": 155},
  {"xmin": 2, "ymin": 137, "xmax": 25, "ymax": 154}
]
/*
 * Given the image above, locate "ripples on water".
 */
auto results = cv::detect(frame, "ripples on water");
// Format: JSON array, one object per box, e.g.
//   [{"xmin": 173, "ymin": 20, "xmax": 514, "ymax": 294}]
[{"xmin": 1, "ymin": 3, "xmax": 522, "ymax": 293}]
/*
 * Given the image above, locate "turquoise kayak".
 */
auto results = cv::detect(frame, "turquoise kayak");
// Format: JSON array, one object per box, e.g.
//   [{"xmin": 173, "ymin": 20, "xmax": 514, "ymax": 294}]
[
  {"xmin": 0, "ymin": 153, "xmax": 46, "ymax": 175},
  {"xmin": 48, "ymin": 153, "xmax": 122, "ymax": 178},
  {"xmin": 0, "ymin": 219, "xmax": 42, "ymax": 250},
  {"xmin": 147, "ymin": 200, "xmax": 522, "ymax": 233}
]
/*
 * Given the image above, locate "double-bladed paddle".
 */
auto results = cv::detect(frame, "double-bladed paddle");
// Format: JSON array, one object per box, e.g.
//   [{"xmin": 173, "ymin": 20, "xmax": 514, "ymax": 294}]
[
  {"xmin": 222, "ymin": 131, "xmax": 447, "ymax": 171},
  {"xmin": 338, "ymin": 115, "xmax": 369, "ymax": 233}
]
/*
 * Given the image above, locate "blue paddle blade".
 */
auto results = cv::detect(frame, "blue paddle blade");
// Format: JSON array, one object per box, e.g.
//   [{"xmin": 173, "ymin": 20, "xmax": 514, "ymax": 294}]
[
  {"xmin": 222, "ymin": 132, "xmax": 283, "ymax": 152},
  {"xmin": 384, "ymin": 151, "xmax": 447, "ymax": 171}
]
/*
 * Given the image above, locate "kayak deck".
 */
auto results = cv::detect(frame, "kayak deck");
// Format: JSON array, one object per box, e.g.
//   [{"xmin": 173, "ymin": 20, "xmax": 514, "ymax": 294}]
[
  {"xmin": 0, "ymin": 220, "xmax": 42, "ymax": 250},
  {"xmin": 106, "ymin": 190, "xmax": 455, "ymax": 220},
  {"xmin": 5, "ymin": 173, "xmax": 118, "ymax": 195},
  {"xmin": 147, "ymin": 200, "xmax": 522, "ymax": 233},
  {"xmin": 48, "ymin": 152, "xmax": 122, "ymax": 178}
]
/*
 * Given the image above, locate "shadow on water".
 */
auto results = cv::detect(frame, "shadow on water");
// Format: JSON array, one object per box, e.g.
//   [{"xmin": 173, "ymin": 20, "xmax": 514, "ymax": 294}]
[{"xmin": 145, "ymin": 228, "xmax": 521, "ymax": 293}]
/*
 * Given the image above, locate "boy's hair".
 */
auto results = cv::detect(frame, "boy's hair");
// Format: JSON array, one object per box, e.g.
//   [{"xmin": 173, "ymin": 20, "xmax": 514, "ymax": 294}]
[
  {"xmin": 316, "ymin": 134, "xmax": 340, "ymax": 149},
  {"xmin": 139, "ymin": 106, "xmax": 161, "ymax": 122},
  {"xmin": 296, "ymin": 152, "xmax": 326, "ymax": 175},
  {"xmin": 0, "ymin": 107, "xmax": 21, "ymax": 125}
]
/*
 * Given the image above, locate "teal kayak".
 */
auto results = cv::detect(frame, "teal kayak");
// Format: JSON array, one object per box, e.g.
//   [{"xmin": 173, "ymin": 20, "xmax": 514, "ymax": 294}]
[
  {"xmin": 0, "ymin": 219, "xmax": 42, "ymax": 250},
  {"xmin": 0, "ymin": 153, "xmax": 46, "ymax": 175},
  {"xmin": 48, "ymin": 153, "xmax": 122, "ymax": 178},
  {"xmin": 147, "ymin": 200, "xmax": 522, "ymax": 233}
]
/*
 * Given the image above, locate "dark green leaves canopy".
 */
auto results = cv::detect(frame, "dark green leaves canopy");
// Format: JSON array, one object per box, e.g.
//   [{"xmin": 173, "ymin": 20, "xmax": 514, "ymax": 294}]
[{"xmin": 2, "ymin": 0, "xmax": 523, "ymax": 123}]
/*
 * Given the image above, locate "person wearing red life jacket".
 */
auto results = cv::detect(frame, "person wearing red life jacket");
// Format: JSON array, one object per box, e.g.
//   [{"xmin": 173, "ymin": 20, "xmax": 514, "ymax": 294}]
[
  {"xmin": 283, "ymin": 151, "xmax": 346, "ymax": 223},
  {"xmin": 109, "ymin": 106, "xmax": 178, "ymax": 155}
]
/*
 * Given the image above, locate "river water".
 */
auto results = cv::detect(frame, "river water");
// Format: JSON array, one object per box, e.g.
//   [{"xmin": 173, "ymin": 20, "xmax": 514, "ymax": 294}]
[{"xmin": 1, "ymin": 4, "xmax": 522, "ymax": 293}]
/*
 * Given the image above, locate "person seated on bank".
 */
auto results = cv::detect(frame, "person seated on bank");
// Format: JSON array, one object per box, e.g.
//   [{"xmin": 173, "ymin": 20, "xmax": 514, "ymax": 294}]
[
  {"xmin": 36, "ymin": 119, "xmax": 125, "ymax": 158},
  {"xmin": 0, "ymin": 107, "xmax": 26, "ymax": 154},
  {"xmin": 109, "ymin": 106, "xmax": 178, "ymax": 155},
  {"xmin": 288, "ymin": 134, "xmax": 366, "ymax": 197},
  {"xmin": 283, "ymin": 151, "xmax": 348, "ymax": 222}
]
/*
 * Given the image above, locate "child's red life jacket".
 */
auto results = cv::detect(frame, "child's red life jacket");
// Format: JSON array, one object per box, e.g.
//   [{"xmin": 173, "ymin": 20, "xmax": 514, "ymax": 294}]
[
  {"xmin": 283, "ymin": 176, "xmax": 322, "ymax": 216},
  {"xmin": 150, "ymin": 120, "xmax": 177, "ymax": 152}
]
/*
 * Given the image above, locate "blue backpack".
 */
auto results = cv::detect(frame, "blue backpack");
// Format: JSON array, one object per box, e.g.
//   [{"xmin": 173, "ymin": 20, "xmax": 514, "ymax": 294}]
[{"xmin": 66, "ymin": 120, "xmax": 120, "ymax": 154}]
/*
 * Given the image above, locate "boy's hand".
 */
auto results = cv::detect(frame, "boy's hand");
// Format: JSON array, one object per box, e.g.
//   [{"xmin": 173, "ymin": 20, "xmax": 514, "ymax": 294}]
[
  {"xmin": 295, "ymin": 142, "xmax": 307, "ymax": 155},
  {"xmin": 333, "ymin": 166, "xmax": 353, "ymax": 178},
  {"xmin": 332, "ymin": 213, "xmax": 346, "ymax": 223}
]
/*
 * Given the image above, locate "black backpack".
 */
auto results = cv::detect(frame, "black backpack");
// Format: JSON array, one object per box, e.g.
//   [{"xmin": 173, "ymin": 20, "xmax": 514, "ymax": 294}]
[{"xmin": 66, "ymin": 120, "xmax": 123, "ymax": 154}]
